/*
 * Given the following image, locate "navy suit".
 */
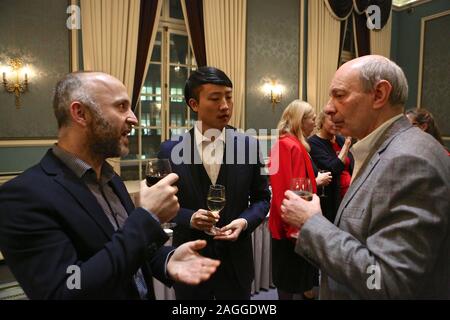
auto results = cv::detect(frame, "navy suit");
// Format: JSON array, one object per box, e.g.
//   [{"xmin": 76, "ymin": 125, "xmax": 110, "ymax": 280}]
[
  {"xmin": 0, "ymin": 150, "xmax": 172, "ymax": 299},
  {"xmin": 159, "ymin": 127, "xmax": 270, "ymax": 299}
]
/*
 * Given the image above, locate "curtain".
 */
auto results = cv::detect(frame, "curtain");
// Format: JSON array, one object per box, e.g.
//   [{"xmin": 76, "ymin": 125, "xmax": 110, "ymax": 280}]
[
  {"xmin": 325, "ymin": 0, "xmax": 392, "ymax": 57},
  {"xmin": 131, "ymin": 0, "xmax": 163, "ymax": 110},
  {"xmin": 353, "ymin": 11, "xmax": 371, "ymax": 57},
  {"xmin": 370, "ymin": 9, "xmax": 392, "ymax": 58},
  {"xmin": 80, "ymin": 0, "xmax": 141, "ymax": 98},
  {"xmin": 337, "ymin": 19, "xmax": 348, "ymax": 65},
  {"xmin": 203, "ymin": 0, "xmax": 247, "ymax": 129},
  {"xmin": 181, "ymin": 0, "xmax": 207, "ymax": 67},
  {"xmin": 324, "ymin": 0, "xmax": 353, "ymax": 20},
  {"xmin": 306, "ymin": 0, "xmax": 341, "ymax": 116}
]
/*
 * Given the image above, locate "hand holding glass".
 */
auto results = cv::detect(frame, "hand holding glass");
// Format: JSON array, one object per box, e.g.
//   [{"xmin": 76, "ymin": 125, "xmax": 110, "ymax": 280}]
[
  {"xmin": 205, "ymin": 184, "xmax": 226, "ymax": 236},
  {"xmin": 318, "ymin": 170, "xmax": 330, "ymax": 197},
  {"xmin": 290, "ymin": 178, "xmax": 313, "ymax": 201},
  {"xmin": 145, "ymin": 158, "xmax": 176, "ymax": 229}
]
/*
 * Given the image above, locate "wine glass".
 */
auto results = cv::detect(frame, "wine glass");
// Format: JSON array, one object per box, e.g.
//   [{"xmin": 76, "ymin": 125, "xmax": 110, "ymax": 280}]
[
  {"xmin": 145, "ymin": 158, "xmax": 172, "ymax": 186},
  {"xmin": 290, "ymin": 178, "xmax": 313, "ymax": 201},
  {"xmin": 205, "ymin": 184, "xmax": 226, "ymax": 235},
  {"xmin": 145, "ymin": 159, "xmax": 176, "ymax": 229},
  {"xmin": 318, "ymin": 170, "xmax": 329, "ymax": 198}
]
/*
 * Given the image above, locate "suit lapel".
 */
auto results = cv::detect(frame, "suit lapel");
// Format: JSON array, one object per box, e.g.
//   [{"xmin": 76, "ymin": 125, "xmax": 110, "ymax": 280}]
[
  {"xmin": 54, "ymin": 171, "xmax": 115, "ymax": 239},
  {"xmin": 334, "ymin": 153, "xmax": 380, "ymax": 225},
  {"xmin": 182, "ymin": 129, "xmax": 204, "ymax": 202},
  {"xmin": 334, "ymin": 117, "xmax": 412, "ymax": 225},
  {"xmin": 109, "ymin": 176, "xmax": 135, "ymax": 214},
  {"xmin": 41, "ymin": 150, "xmax": 114, "ymax": 239}
]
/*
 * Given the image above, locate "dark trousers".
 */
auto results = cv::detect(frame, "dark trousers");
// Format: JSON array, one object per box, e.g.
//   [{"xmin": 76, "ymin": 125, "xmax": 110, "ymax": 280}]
[{"xmin": 174, "ymin": 250, "xmax": 251, "ymax": 300}]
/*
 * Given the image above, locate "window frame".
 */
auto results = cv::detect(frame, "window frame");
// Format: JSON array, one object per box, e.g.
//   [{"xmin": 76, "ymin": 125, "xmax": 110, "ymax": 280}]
[{"xmin": 120, "ymin": 0, "xmax": 196, "ymax": 181}]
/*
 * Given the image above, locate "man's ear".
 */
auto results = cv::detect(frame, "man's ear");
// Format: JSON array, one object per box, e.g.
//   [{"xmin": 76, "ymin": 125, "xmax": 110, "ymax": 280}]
[
  {"xmin": 373, "ymin": 80, "xmax": 392, "ymax": 109},
  {"xmin": 70, "ymin": 101, "xmax": 89, "ymax": 127},
  {"xmin": 188, "ymin": 98, "xmax": 199, "ymax": 112}
]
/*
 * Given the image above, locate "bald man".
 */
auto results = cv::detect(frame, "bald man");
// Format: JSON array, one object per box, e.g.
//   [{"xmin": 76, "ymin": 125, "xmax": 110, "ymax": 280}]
[
  {"xmin": 0, "ymin": 72, "xmax": 220, "ymax": 299},
  {"xmin": 281, "ymin": 56, "xmax": 450, "ymax": 299}
]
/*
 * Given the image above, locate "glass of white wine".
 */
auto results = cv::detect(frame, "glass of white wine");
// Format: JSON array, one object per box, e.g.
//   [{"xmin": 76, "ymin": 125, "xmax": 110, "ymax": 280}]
[
  {"xmin": 205, "ymin": 184, "xmax": 226, "ymax": 236},
  {"xmin": 291, "ymin": 178, "xmax": 313, "ymax": 201}
]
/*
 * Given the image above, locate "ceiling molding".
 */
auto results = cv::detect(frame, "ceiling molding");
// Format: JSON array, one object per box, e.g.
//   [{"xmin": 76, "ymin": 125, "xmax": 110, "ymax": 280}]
[{"xmin": 392, "ymin": 0, "xmax": 433, "ymax": 12}]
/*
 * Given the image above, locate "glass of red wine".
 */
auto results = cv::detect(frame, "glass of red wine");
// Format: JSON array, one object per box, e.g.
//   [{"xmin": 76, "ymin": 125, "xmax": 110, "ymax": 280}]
[
  {"xmin": 145, "ymin": 158, "xmax": 171, "ymax": 186},
  {"xmin": 145, "ymin": 158, "xmax": 176, "ymax": 230}
]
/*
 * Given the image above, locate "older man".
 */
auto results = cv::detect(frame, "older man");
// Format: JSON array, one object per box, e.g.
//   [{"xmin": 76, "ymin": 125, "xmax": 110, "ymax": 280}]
[
  {"xmin": 281, "ymin": 55, "xmax": 450, "ymax": 299},
  {"xmin": 0, "ymin": 71, "xmax": 220, "ymax": 299}
]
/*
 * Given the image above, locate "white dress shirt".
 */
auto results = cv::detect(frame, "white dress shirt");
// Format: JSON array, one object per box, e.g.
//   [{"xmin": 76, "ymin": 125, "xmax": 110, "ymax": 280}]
[{"xmin": 194, "ymin": 122, "xmax": 225, "ymax": 185}]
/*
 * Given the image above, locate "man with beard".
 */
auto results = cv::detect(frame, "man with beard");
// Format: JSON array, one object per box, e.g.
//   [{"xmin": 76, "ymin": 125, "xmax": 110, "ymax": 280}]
[{"xmin": 0, "ymin": 71, "xmax": 220, "ymax": 299}]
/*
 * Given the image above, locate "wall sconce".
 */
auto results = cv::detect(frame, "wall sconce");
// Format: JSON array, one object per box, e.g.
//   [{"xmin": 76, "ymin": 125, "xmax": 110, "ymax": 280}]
[
  {"xmin": 2, "ymin": 58, "xmax": 29, "ymax": 108},
  {"xmin": 262, "ymin": 80, "xmax": 283, "ymax": 112}
]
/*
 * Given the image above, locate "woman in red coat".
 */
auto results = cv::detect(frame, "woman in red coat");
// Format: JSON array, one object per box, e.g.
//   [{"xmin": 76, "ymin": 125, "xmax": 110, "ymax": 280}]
[{"xmin": 269, "ymin": 100, "xmax": 320, "ymax": 300}]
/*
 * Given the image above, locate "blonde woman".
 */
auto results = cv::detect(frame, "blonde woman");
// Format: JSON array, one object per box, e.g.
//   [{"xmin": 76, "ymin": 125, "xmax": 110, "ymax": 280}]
[{"xmin": 268, "ymin": 100, "xmax": 323, "ymax": 300}]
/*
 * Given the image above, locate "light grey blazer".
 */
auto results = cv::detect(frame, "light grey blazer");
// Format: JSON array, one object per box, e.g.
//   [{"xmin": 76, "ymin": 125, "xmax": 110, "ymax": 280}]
[{"xmin": 296, "ymin": 116, "xmax": 450, "ymax": 299}]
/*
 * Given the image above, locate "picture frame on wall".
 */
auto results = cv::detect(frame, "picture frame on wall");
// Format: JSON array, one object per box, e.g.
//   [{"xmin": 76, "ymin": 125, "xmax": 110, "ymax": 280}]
[{"xmin": 417, "ymin": 9, "xmax": 450, "ymax": 148}]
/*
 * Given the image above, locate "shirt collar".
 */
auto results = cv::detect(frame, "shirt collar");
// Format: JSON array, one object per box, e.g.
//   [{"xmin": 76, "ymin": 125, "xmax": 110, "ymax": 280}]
[
  {"xmin": 194, "ymin": 121, "xmax": 226, "ymax": 148},
  {"xmin": 350, "ymin": 114, "xmax": 403, "ymax": 172},
  {"xmin": 52, "ymin": 144, "xmax": 115, "ymax": 184}
]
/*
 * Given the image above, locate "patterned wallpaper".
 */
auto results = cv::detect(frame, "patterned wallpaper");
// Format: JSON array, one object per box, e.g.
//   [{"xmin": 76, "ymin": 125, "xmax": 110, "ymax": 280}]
[
  {"xmin": 246, "ymin": 0, "xmax": 300, "ymax": 131},
  {"xmin": 421, "ymin": 12, "xmax": 450, "ymax": 137},
  {"xmin": 0, "ymin": 0, "xmax": 70, "ymax": 138}
]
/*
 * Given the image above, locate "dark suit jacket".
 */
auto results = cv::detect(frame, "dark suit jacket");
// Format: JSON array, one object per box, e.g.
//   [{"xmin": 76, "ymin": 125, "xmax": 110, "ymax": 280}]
[
  {"xmin": 158, "ymin": 127, "xmax": 271, "ymax": 288},
  {"xmin": 0, "ymin": 150, "xmax": 172, "ymax": 300}
]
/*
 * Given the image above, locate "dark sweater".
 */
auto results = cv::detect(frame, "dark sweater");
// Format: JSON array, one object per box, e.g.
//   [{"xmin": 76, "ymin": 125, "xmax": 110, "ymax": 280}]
[{"xmin": 308, "ymin": 134, "xmax": 354, "ymax": 222}]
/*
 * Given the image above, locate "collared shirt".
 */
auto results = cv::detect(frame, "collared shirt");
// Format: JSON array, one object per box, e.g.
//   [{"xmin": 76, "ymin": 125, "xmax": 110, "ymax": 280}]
[
  {"xmin": 52, "ymin": 145, "xmax": 149, "ymax": 299},
  {"xmin": 350, "ymin": 114, "xmax": 403, "ymax": 182},
  {"xmin": 194, "ymin": 121, "xmax": 225, "ymax": 185}
]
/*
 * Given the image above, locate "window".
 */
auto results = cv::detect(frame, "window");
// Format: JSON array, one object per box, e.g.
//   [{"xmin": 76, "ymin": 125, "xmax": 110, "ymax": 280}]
[{"xmin": 120, "ymin": 0, "xmax": 197, "ymax": 181}]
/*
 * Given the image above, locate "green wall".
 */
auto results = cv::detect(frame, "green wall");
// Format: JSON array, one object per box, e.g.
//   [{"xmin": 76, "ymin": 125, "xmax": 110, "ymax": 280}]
[
  {"xmin": 0, "ymin": 147, "xmax": 50, "ymax": 173},
  {"xmin": 0, "ymin": 0, "xmax": 69, "ymax": 173},
  {"xmin": 246, "ymin": 0, "xmax": 300, "ymax": 131},
  {"xmin": 0, "ymin": 0, "xmax": 69, "ymax": 138},
  {"xmin": 391, "ymin": 0, "xmax": 450, "ymax": 108}
]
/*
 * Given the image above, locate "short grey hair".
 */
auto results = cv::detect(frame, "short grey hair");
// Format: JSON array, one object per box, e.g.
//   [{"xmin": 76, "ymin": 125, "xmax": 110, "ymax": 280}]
[
  {"xmin": 358, "ymin": 57, "xmax": 408, "ymax": 106},
  {"xmin": 52, "ymin": 72, "xmax": 100, "ymax": 128}
]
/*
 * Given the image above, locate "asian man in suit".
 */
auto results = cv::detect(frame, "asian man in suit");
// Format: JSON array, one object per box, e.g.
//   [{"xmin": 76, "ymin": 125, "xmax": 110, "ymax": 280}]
[
  {"xmin": 158, "ymin": 67, "xmax": 271, "ymax": 300},
  {"xmin": 0, "ymin": 71, "xmax": 220, "ymax": 299},
  {"xmin": 281, "ymin": 55, "xmax": 450, "ymax": 299}
]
